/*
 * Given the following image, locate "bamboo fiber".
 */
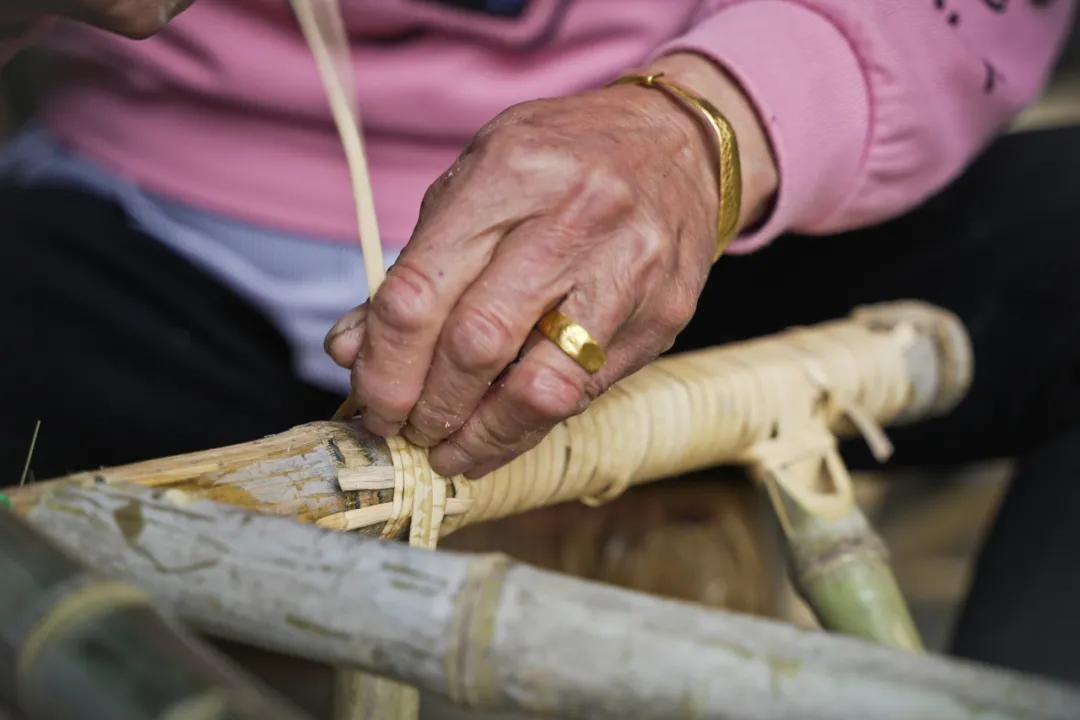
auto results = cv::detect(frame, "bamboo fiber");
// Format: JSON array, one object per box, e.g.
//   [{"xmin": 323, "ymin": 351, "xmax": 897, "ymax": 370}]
[{"xmin": 18, "ymin": 482, "xmax": 1080, "ymax": 720}]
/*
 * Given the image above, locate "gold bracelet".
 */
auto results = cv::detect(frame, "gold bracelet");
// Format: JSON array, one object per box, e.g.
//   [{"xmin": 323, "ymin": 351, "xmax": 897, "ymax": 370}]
[{"xmin": 610, "ymin": 72, "xmax": 742, "ymax": 262}]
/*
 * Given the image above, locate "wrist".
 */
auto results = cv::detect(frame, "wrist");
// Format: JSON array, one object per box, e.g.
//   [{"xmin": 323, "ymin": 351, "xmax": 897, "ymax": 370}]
[{"xmin": 627, "ymin": 52, "xmax": 778, "ymax": 233}]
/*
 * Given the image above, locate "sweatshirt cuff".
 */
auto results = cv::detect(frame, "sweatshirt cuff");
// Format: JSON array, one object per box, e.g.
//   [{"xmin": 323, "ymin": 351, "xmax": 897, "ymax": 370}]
[{"xmin": 651, "ymin": 1, "xmax": 870, "ymax": 253}]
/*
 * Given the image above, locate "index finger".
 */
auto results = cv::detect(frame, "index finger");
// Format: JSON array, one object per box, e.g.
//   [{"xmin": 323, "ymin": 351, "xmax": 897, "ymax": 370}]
[{"xmin": 350, "ymin": 175, "xmax": 531, "ymax": 435}]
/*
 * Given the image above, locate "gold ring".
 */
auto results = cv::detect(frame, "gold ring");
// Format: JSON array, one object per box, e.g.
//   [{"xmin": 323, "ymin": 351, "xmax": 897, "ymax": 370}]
[{"xmin": 537, "ymin": 310, "xmax": 606, "ymax": 374}]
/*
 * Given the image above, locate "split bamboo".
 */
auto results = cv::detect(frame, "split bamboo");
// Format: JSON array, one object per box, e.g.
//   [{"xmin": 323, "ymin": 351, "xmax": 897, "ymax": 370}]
[{"xmin": 16, "ymin": 482, "xmax": 1080, "ymax": 720}]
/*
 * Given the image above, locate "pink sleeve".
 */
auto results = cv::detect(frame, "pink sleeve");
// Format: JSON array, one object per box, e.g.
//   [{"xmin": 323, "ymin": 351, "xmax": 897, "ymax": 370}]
[
  {"xmin": 653, "ymin": 0, "xmax": 1075, "ymax": 252},
  {"xmin": 0, "ymin": 17, "xmax": 54, "ymax": 65}
]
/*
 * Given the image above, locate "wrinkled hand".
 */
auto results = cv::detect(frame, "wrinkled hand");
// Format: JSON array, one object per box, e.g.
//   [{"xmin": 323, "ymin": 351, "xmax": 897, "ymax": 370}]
[
  {"xmin": 327, "ymin": 53, "xmax": 777, "ymax": 479},
  {"xmin": 1, "ymin": 0, "xmax": 191, "ymax": 38}
]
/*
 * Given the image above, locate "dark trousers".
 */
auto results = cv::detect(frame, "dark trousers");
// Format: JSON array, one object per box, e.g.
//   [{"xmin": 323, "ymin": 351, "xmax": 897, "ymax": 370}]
[{"xmin": 3, "ymin": 126, "xmax": 1080, "ymax": 682}]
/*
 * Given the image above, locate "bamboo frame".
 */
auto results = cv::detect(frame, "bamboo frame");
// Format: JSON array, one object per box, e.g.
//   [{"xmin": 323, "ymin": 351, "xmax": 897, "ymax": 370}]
[{"xmin": 14, "ymin": 481, "xmax": 1080, "ymax": 720}]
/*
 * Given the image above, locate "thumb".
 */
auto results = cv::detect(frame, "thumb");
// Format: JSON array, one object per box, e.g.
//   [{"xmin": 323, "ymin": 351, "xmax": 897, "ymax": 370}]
[{"xmin": 324, "ymin": 303, "xmax": 368, "ymax": 369}]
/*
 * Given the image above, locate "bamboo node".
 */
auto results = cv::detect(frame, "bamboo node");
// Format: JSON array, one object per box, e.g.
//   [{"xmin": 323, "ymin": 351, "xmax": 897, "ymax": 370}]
[
  {"xmin": 444, "ymin": 553, "xmax": 512, "ymax": 709},
  {"xmin": 794, "ymin": 529, "xmax": 890, "ymax": 586}
]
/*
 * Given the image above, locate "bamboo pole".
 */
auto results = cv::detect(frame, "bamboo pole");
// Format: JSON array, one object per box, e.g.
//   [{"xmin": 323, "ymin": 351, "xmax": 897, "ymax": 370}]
[
  {"xmin": 765, "ymin": 481, "xmax": 923, "ymax": 650},
  {"xmin": 5, "ymin": 302, "xmax": 970, "ymax": 537},
  {"xmin": 15, "ymin": 482, "xmax": 1080, "ymax": 720},
  {"xmin": 3, "ymin": 301, "xmax": 971, "ymax": 660},
  {"xmin": 0, "ymin": 505, "xmax": 312, "ymax": 720}
]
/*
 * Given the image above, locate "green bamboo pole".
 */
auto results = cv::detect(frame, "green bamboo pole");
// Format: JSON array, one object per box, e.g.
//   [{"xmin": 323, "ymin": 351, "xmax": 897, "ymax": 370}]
[
  {"xmin": 0, "ymin": 502, "xmax": 313, "ymax": 720},
  {"xmin": 760, "ymin": 446, "xmax": 924, "ymax": 651}
]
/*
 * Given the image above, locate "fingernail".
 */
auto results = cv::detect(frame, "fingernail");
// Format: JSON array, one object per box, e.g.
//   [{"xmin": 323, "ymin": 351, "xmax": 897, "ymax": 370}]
[
  {"xmin": 323, "ymin": 326, "xmax": 358, "ymax": 356},
  {"xmin": 322, "ymin": 328, "xmax": 340, "ymax": 355},
  {"xmin": 324, "ymin": 309, "xmax": 367, "ymax": 354},
  {"xmin": 465, "ymin": 458, "xmax": 503, "ymax": 479},
  {"xmin": 403, "ymin": 424, "xmax": 437, "ymax": 448},
  {"xmin": 430, "ymin": 441, "xmax": 473, "ymax": 477}
]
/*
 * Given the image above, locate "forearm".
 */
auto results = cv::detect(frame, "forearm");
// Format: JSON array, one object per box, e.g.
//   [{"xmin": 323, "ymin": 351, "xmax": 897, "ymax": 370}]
[{"xmin": 649, "ymin": 0, "xmax": 1075, "ymax": 252}]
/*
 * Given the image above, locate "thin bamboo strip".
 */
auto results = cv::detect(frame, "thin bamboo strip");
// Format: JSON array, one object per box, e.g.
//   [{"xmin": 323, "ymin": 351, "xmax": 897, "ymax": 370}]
[{"xmin": 285, "ymin": 0, "xmax": 417, "ymax": 710}]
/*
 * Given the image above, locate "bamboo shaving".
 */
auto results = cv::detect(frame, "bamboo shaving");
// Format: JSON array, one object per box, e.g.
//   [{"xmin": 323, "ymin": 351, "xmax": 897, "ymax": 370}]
[{"xmin": 289, "ymin": 0, "xmax": 384, "ymax": 422}]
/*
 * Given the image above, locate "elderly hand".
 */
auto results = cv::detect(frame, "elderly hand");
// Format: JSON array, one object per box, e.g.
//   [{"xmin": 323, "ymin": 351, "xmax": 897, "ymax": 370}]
[
  {"xmin": 326, "ymin": 52, "xmax": 777, "ymax": 479},
  {"xmin": 1, "ymin": 0, "xmax": 191, "ymax": 38}
]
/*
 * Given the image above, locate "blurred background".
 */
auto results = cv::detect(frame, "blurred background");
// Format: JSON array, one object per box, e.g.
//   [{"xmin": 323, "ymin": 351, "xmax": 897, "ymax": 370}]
[{"xmin": 3, "ymin": 15, "xmax": 1079, "ymax": 719}]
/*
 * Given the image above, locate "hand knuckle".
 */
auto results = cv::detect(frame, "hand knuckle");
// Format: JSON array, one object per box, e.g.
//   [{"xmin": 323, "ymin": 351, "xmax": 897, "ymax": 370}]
[
  {"xmin": 373, "ymin": 263, "xmax": 438, "ymax": 333},
  {"xmin": 581, "ymin": 166, "xmax": 634, "ymax": 211},
  {"xmin": 358, "ymin": 380, "xmax": 415, "ymax": 420},
  {"xmin": 491, "ymin": 101, "xmax": 533, "ymax": 128},
  {"xmin": 418, "ymin": 182, "xmax": 443, "ymax": 219},
  {"xmin": 628, "ymin": 227, "xmax": 668, "ymax": 267},
  {"xmin": 447, "ymin": 305, "xmax": 517, "ymax": 371},
  {"xmin": 516, "ymin": 363, "xmax": 586, "ymax": 421},
  {"xmin": 657, "ymin": 288, "xmax": 697, "ymax": 334},
  {"xmin": 410, "ymin": 401, "xmax": 461, "ymax": 437},
  {"xmin": 584, "ymin": 375, "xmax": 615, "ymax": 402},
  {"xmin": 464, "ymin": 416, "xmax": 515, "ymax": 453}
]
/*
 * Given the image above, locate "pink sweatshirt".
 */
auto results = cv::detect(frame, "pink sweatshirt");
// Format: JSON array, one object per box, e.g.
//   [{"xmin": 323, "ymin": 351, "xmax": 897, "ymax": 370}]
[{"xmin": 18, "ymin": 0, "xmax": 1079, "ymax": 252}]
